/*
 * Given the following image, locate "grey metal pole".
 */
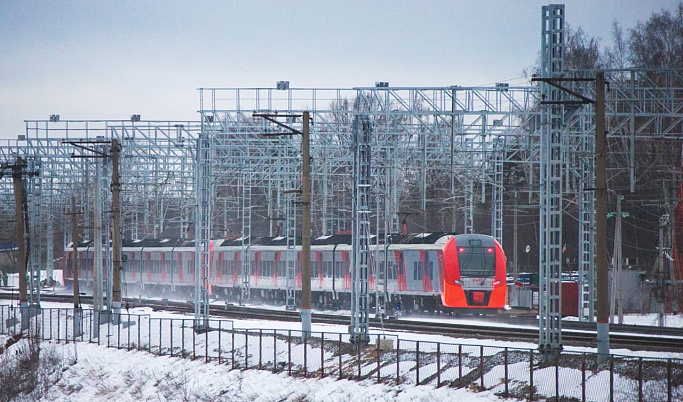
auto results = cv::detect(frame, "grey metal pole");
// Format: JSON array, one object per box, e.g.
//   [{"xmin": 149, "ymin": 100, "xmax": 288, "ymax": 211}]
[
  {"xmin": 514, "ymin": 192, "xmax": 518, "ymax": 281},
  {"xmin": 595, "ymin": 71, "xmax": 610, "ymax": 360},
  {"xmin": 71, "ymin": 197, "xmax": 79, "ymax": 310},
  {"xmin": 70, "ymin": 197, "xmax": 83, "ymax": 336},
  {"xmin": 93, "ymin": 160, "xmax": 101, "ymax": 313},
  {"xmin": 112, "ymin": 139, "xmax": 122, "ymax": 316},
  {"xmin": 301, "ymin": 111, "xmax": 312, "ymax": 338}
]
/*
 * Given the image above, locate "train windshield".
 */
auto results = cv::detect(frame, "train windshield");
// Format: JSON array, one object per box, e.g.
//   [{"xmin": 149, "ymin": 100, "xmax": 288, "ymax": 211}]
[{"xmin": 457, "ymin": 241, "xmax": 496, "ymax": 277}]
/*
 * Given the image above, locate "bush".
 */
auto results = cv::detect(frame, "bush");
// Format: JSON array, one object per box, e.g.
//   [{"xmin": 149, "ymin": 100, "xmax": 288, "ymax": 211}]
[{"xmin": 0, "ymin": 333, "xmax": 65, "ymax": 401}]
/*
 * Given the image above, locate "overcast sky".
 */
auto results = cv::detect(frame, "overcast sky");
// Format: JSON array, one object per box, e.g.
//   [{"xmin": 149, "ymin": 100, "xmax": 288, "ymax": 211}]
[{"xmin": 0, "ymin": 0, "xmax": 679, "ymax": 140}]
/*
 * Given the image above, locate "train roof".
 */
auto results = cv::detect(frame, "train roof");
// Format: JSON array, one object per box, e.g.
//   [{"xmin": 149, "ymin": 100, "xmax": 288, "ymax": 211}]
[
  {"xmin": 67, "ymin": 232, "xmax": 457, "ymax": 249},
  {"xmin": 68, "ymin": 238, "xmax": 195, "ymax": 248},
  {"xmin": 220, "ymin": 232, "xmax": 454, "ymax": 246}
]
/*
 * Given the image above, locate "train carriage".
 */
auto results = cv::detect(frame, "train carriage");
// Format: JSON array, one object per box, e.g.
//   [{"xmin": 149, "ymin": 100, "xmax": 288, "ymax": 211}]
[{"xmin": 64, "ymin": 232, "xmax": 506, "ymax": 312}]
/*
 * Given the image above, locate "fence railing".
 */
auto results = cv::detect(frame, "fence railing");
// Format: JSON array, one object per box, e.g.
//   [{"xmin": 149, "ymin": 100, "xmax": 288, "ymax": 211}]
[{"xmin": 1, "ymin": 305, "xmax": 681, "ymax": 401}]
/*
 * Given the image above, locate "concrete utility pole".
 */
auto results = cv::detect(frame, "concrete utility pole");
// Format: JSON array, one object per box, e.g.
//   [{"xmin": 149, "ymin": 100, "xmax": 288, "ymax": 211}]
[
  {"xmin": 12, "ymin": 157, "xmax": 28, "ymax": 308},
  {"xmin": 595, "ymin": 71, "xmax": 610, "ymax": 360},
  {"xmin": 253, "ymin": 111, "xmax": 311, "ymax": 338},
  {"xmin": 656, "ymin": 214, "xmax": 670, "ymax": 327},
  {"xmin": 111, "ymin": 139, "xmax": 122, "ymax": 317},
  {"xmin": 69, "ymin": 196, "xmax": 83, "ymax": 337},
  {"xmin": 93, "ymin": 160, "xmax": 101, "ymax": 314}
]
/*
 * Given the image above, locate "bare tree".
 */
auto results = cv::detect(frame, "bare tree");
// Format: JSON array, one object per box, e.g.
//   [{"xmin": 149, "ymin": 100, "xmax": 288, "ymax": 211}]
[
  {"xmin": 629, "ymin": 2, "xmax": 683, "ymax": 68},
  {"xmin": 564, "ymin": 25, "xmax": 605, "ymax": 70},
  {"xmin": 605, "ymin": 22, "xmax": 629, "ymax": 70}
]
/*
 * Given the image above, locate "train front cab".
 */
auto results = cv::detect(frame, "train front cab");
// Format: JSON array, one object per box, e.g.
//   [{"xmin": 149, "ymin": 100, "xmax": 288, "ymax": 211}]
[{"xmin": 441, "ymin": 234, "xmax": 506, "ymax": 309}]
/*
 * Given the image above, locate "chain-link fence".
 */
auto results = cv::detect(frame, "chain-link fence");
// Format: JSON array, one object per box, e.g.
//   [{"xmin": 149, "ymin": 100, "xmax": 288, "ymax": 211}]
[{"xmin": 1, "ymin": 305, "xmax": 681, "ymax": 401}]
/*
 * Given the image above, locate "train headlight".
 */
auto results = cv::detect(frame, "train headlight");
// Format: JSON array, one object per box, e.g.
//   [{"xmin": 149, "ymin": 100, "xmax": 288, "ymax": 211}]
[
  {"xmin": 453, "ymin": 279, "xmax": 462, "ymax": 285},
  {"xmin": 492, "ymin": 280, "xmax": 501, "ymax": 286}
]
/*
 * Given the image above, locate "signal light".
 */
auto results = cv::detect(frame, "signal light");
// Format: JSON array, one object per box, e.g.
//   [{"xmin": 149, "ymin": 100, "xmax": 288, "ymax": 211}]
[
  {"xmin": 487, "ymin": 248, "xmax": 494, "ymax": 253},
  {"xmin": 458, "ymin": 247, "xmax": 465, "ymax": 253}
]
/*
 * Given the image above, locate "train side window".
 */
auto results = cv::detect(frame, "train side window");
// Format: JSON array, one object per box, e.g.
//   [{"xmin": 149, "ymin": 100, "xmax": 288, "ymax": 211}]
[
  {"xmin": 413, "ymin": 261, "xmax": 422, "ymax": 281},
  {"xmin": 310, "ymin": 260, "xmax": 317, "ymax": 278},
  {"xmin": 427, "ymin": 261, "xmax": 434, "ymax": 280},
  {"xmin": 261, "ymin": 260, "xmax": 272, "ymax": 277},
  {"xmin": 334, "ymin": 261, "xmax": 342, "ymax": 278},
  {"xmin": 397, "ymin": 259, "xmax": 404, "ymax": 276}
]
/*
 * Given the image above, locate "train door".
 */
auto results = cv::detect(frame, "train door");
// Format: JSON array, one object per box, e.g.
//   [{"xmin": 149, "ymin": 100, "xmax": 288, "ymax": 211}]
[
  {"xmin": 342, "ymin": 251, "xmax": 351, "ymax": 290},
  {"xmin": 177, "ymin": 252, "xmax": 184, "ymax": 284},
  {"xmin": 394, "ymin": 250, "xmax": 407, "ymax": 291},
  {"xmin": 188, "ymin": 251, "xmax": 195, "ymax": 284},
  {"xmin": 420, "ymin": 250, "xmax": 433, "ymax": 293},
  {"xmin": 273, "ymin": 251, "xmax": 281, "ymax": 287},
  {"xmin": 316, "ymin": 251, "xmax": 324, "ymax": 290},
  {"xmin": 213, "ymin": 249, "xmax": 224, "ymax": 287},
  {"xmin": 435, "ymin": 249, "xmax": 445, "ymax": 292},
  {"xmin": 147, "ymin": 252, "xmax": 157, "ymax": 283},
  {"xmin": 253, "ymin": 250, "xmax": 262, "ymax": 287},
  {"xmin": 232, "ymin": 251, "xmax": 240, "ymax": 286},
  {"xmin": 161, "ymin": 252, "xmax": 168, "ymax": 283},
  {"xmin": 257, "ymin": 251, "xmax": 273, "ymax": 289}
]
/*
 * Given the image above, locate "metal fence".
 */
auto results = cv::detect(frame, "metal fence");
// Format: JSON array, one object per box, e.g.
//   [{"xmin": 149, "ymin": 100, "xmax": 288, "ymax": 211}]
[{"xmin": 1, "ymin": 305, "xmax": 681, "ymax": 401}]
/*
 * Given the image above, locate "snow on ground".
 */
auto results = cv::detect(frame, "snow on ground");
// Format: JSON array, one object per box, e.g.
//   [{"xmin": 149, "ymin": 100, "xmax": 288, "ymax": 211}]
[
  {"xmin": 20, "ymin": 300, "xmax": 683, "ymax": 360},
  {"xmin": 564, "ymin": 312, "xmax": 683, "ymax": 328},
  {"xmin": 2, "ymin": 296, "xmax": 683, "ymax": 400},
  {"xmin": 3, "ymin": 286, "xmax": 683, "ymax": 360},
  {"xmin": 36, "ymin": 341, "xmax": 503, "ymax": 402}
]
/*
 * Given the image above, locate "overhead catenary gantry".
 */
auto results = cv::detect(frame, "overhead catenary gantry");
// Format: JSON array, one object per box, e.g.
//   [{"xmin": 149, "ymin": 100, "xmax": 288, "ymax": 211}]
[
  {"xmin": 1, "ymin": 4, "xmax": 682, "ymax": 354},
  {"xmin": 2, "ymin": 72, "xmax": 681, "ymax": 287}
]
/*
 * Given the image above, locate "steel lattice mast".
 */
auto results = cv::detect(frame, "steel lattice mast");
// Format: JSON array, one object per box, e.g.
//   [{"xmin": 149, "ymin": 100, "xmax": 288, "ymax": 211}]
[{"xmin": 538, "ymin": 3, "xmax": 565, "ymax": 362}]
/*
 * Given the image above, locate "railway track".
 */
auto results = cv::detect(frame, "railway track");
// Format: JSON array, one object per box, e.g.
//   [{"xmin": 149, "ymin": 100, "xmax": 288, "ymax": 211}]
[{"xmin": 2, "ymin": 292, "xmax": 682, "ymax": 352}]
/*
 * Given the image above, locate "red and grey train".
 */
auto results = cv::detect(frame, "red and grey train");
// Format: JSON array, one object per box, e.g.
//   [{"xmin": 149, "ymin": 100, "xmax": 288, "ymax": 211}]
[{"xmin": 64, "ymin": 232, "xmax": 507, "ymax": 312}]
